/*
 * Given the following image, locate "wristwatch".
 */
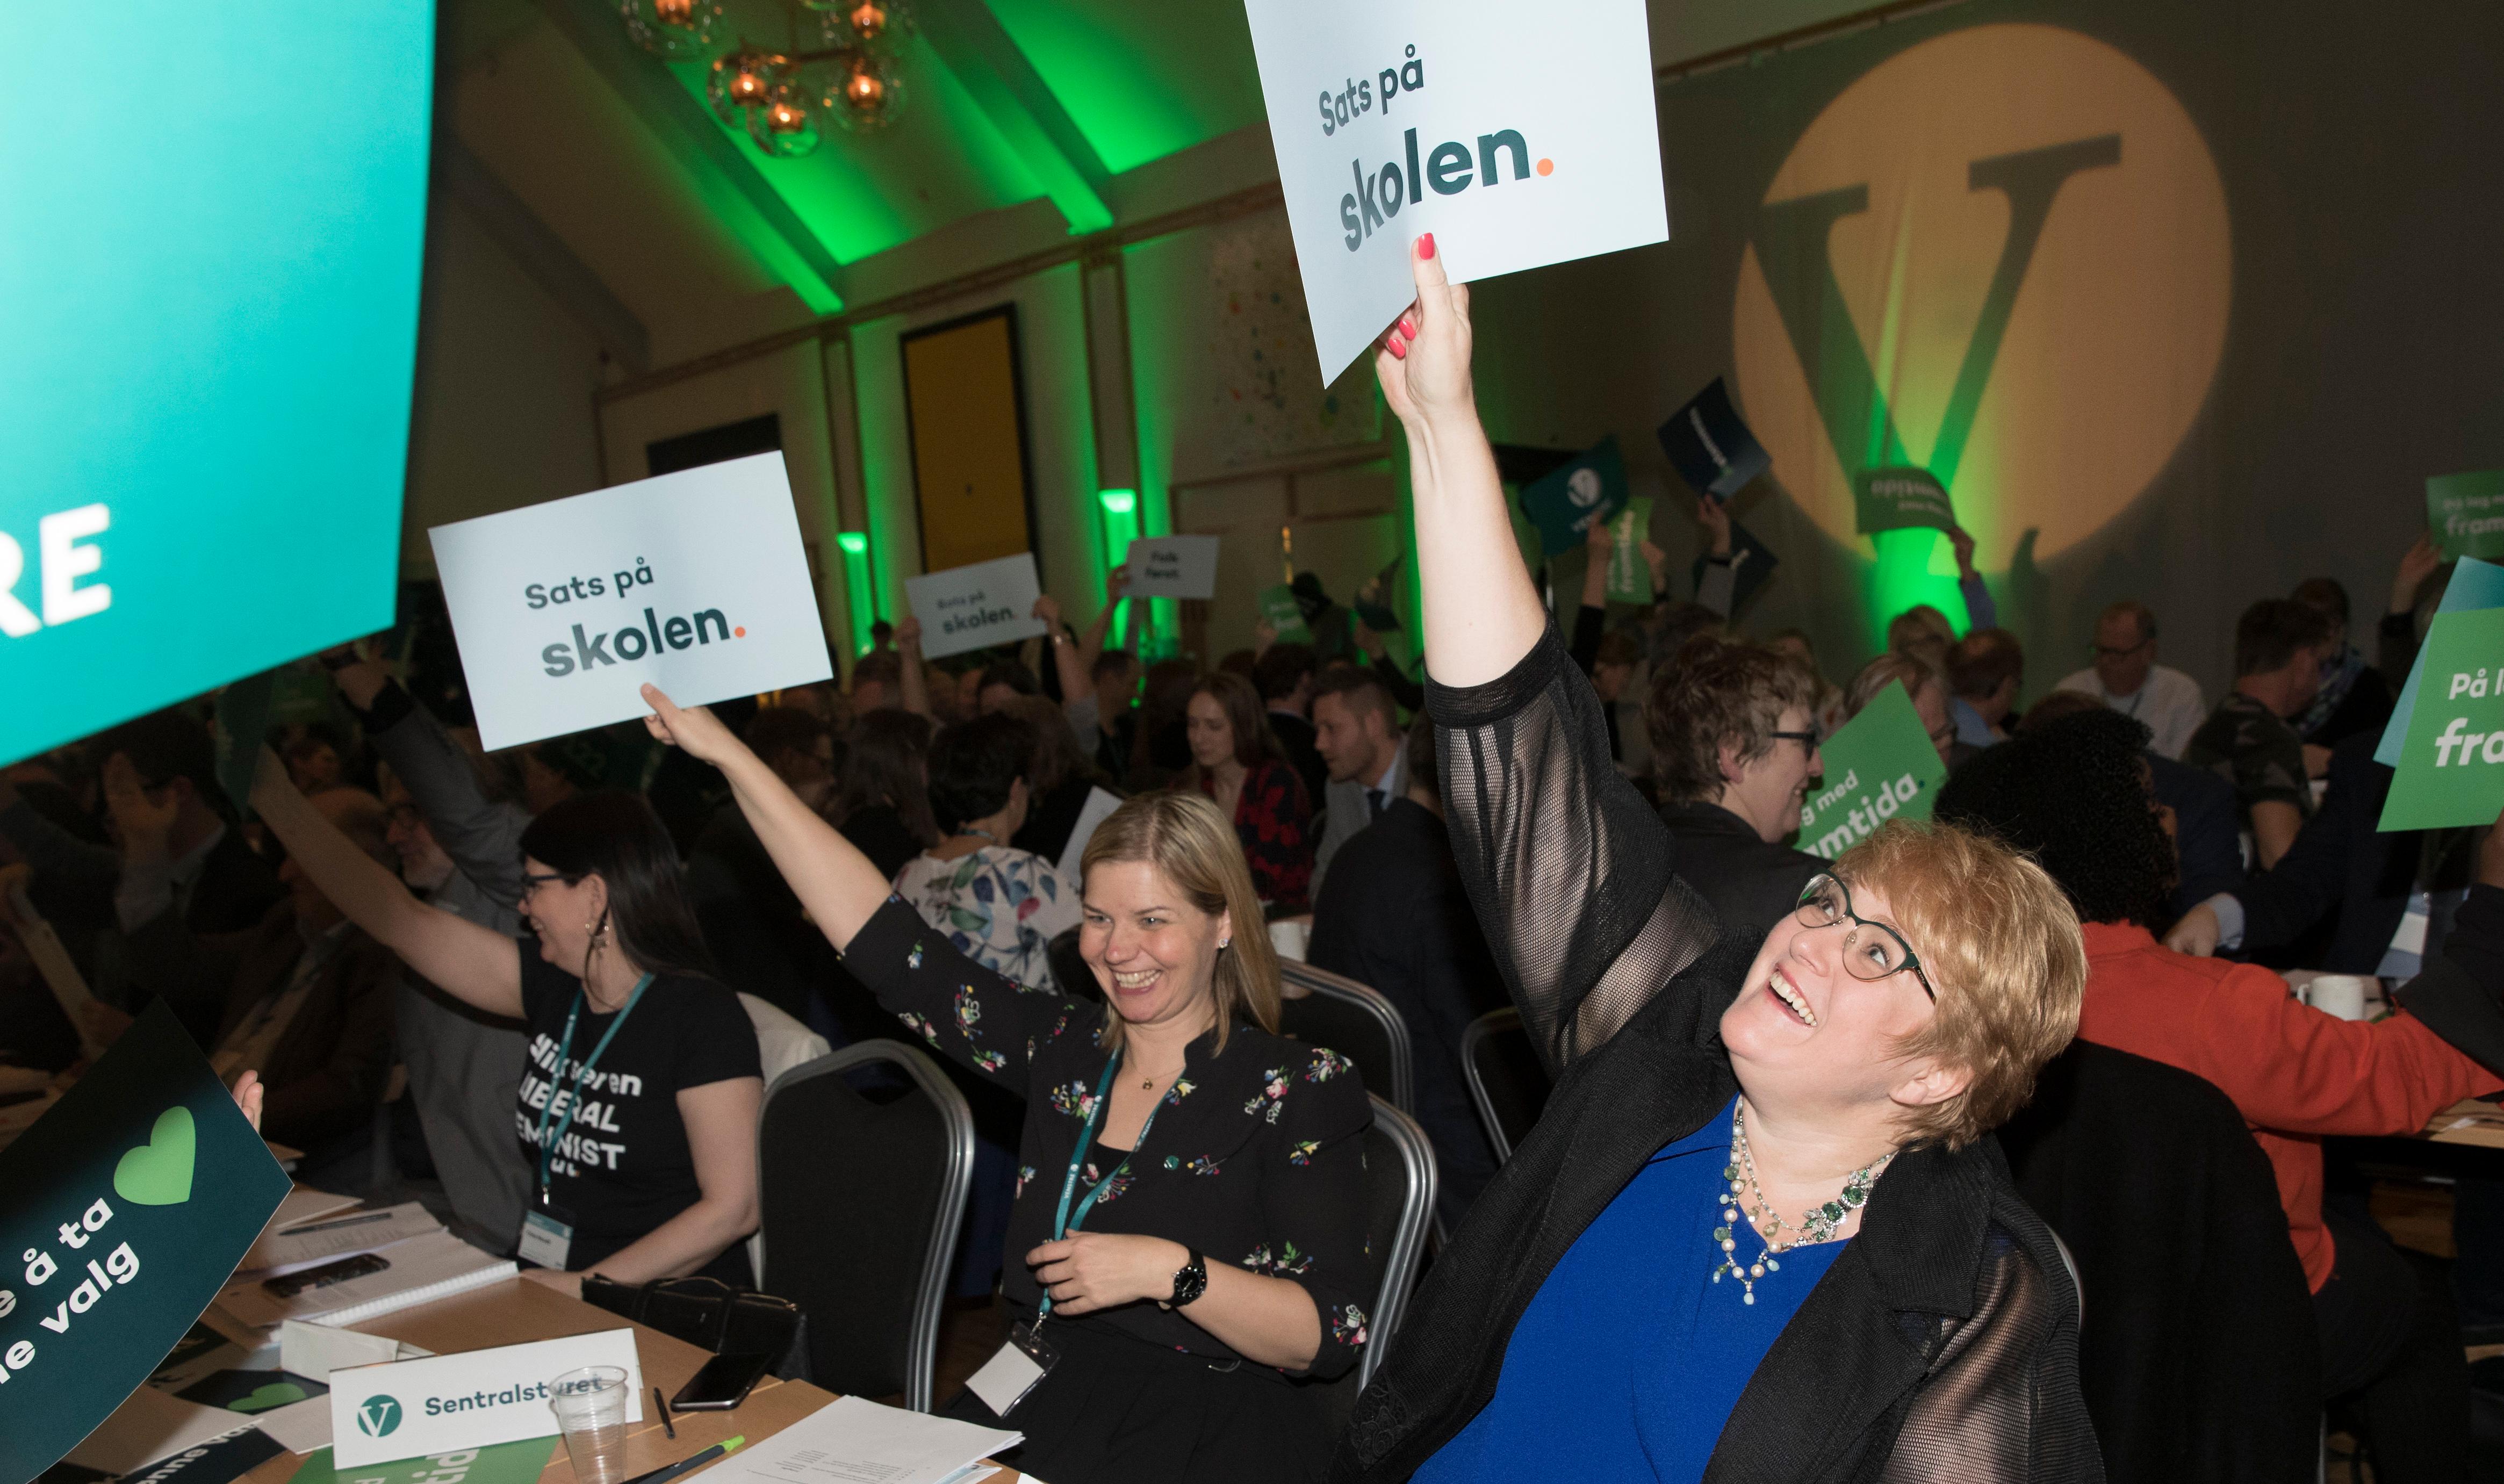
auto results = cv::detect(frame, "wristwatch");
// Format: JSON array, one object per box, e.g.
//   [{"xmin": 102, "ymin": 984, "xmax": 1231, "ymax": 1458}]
[{"xmin": 1167, "ymin": 1248, "xmax": 1208, "ymax": 1308}]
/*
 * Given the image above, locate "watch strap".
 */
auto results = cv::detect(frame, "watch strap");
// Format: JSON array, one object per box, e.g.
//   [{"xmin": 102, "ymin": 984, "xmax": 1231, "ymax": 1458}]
[{"xmin": 1169, "ymin": 1248, "xmax": 1208, "ymax": 1307}]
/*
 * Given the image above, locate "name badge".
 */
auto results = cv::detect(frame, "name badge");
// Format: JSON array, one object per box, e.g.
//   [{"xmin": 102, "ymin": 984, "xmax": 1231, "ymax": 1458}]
[
  {"xmin": 963, "ymin": 1321, "xmax": 1059, "ymax": 1417},
  {"xmin": 517, "ymin": 1206, "xmax": 574, "ymax": 1271}
]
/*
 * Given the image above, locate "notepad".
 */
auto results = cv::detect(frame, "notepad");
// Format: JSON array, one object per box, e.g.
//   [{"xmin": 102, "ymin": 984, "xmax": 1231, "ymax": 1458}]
[
  {"xmin": 240, "ymin": 1201, "xmax": 441, "ymax": 1276},
  {"xmin": 214, "ymin": 1230, "xmax": 514, "ymax": 1330}
]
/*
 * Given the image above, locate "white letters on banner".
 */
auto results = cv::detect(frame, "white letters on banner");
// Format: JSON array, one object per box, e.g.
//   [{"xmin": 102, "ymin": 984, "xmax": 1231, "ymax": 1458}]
[
  {"xmin": 1122, "ymin": 536, "xmax": 1221, "ymax": 600},
  {"xmin": 326, "ymin": 1329, "xmax": 643, "ymax": 1467},
  {"xmin": 1241, "ymin": 0, "xmax": 1668, "ymax": 380},
  {"xmin": 905, "ymin": 554, "xmax": 1048, "ymax": 659},
  {"xmin": 428, "ymin": 453, "xmax": 833, "ymax": 752}
]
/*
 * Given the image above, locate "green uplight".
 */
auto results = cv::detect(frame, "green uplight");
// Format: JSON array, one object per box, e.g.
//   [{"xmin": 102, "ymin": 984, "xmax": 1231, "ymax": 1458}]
[
  {"xmin": 1096, "ymin": 489, "xmax": 1140, "ymax": 645},
  {"xmin": 836, "ymin": 529, "xmax": 876, "ymax": 657},
  {"xmin": 1097, "ymin": 488, "xmax": 1136, "ymax": 516}
]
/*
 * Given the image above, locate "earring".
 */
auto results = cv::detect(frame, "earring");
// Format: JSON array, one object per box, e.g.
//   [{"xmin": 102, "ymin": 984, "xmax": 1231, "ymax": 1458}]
[{"xmin": 1218, "ymin": 938, "xmax": 1231, "ymax": 950}]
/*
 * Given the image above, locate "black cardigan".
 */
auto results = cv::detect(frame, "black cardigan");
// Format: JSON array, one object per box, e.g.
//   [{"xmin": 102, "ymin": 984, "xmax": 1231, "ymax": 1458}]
[{"xmin": 1333, "ymin": 626, "xmax": 2102, "ymax": 1483}]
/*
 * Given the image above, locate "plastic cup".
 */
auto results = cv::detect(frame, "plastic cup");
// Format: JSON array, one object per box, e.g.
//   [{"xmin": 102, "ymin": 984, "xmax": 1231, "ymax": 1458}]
[
  {"xmin": 549, "ymin": 1365, "xmax": 631, "ymax": 1484},
  {"xmin": 2305, "ymin": 974, "xmax": 2371, "ymax": 1021}
]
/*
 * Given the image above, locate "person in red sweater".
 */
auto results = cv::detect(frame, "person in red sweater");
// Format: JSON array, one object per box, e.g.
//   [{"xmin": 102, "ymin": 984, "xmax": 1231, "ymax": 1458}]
[{"xmin": 1939, "ymin": 708, "xmax": 2504, "ymax": 1484}]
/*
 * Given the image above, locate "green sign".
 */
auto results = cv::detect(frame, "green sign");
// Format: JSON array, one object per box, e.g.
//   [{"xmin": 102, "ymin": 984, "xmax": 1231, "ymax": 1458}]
[
  {"xmin": 1519, "ymin": 437, "xmax": 1629, "ymax": 558},
  {"xmin": 0, "ymin": 1003, "xmax": 292, "ymax": 1483},
  {"xmin": 1604, "ymin": 497, "xmax": 1655, "ymax": 604},
  {"xmin": 2430, "ymin": 472, "xmax": 2504, "ymax": 561},
  {"xmin": 1795, "ymin": 681, "xmax": 1949, "ymax": 859},
  {"xmin": 2379, "ymin": 608, "xmax": 2504, "ymax": 832},
  {"xmin": 1854, "ymin": 466, "xmax": 1956, "ymax": 536},
  {"xmin": 1, "ymin": 4, "xmax": 432, "ymax": 767},
  {"xmin": 2377, "ymin": 556, "xmax": 2504, "ymax": 767},
  {"xmin": 287, "ymin": 1437, "xmax": 559, "ymax": 1484},
  {"xmin": 1256, "ymin": 584, "xmax": 1313, "ymax": 644}
]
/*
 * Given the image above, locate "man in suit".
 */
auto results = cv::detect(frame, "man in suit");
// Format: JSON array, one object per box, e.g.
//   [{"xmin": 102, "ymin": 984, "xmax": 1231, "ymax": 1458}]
[
  {"xmin": 1255, "ymin": 642, "xmax": 1327, "ymax": 809},
  {"xmin": 1308, "ymin": 722, "xmax": 1508, "ymax": 1226},
  {"xmin": 1309, "ymin": 668, "xmax": 1406, "ymax": 897},
  {"xmin": 106, "ymin": 786, "xmax": 399, "ymax": 1172},
  {"xmin": 1648, "ymin": 635, "xmax": 1827, "ymax": 943},
  {"xmin": 0, "ymin": 709, "xmax": 283, "ymax": 1005}
]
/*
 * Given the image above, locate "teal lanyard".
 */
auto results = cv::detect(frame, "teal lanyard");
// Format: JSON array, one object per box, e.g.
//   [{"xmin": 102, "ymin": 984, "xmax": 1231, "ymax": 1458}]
[
  {"xmin": 533, "ymin": 972, "xmax": 653, "ymax": 1202},
  {"xmin": 1038, "ymin": 1054, "xmax": 1170, "ymax": 1321}
]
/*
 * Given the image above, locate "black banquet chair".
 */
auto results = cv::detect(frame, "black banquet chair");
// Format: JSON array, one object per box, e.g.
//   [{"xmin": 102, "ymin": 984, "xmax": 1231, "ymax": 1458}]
[
  {"xmin": 1460, "ymin": 1006, "xmax": 1551, "ymax": 1165},
  {"xmin": 1311, "ymin": 1092, "xmax": 1437, "ymax": 1430},
  {"xmin": 1278, "ymin": 960, "xmax": 1415, "ymax": 1115},
  {"xmin": 755, "ymin": 1040, "xmax": 974, "ymax": 1411}
]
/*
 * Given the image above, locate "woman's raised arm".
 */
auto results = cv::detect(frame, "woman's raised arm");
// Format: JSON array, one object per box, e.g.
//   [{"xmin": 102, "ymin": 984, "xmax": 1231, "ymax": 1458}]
[
  {"xmin": 248, "ymin": 748, "xmax": 523, "ymax": 1018},
  {"xmin": 642, "ymin": 685, "xmax": 895, "ymax": 949},
  {"xmin": 1376, "ymin": 235, "xmax": 1548, "ymax": 689}
]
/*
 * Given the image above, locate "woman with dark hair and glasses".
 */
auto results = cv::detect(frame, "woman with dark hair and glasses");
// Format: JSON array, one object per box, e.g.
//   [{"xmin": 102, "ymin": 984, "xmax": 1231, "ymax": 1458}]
[
  {"xmin": 1335, "ymin": 239, "xmax": 2100, "ymax": 1483},
  {"xmin": 246, "ymin": 750, "xmax": 762, "ymax": 1292},
  {"xmin": 1645, "ymin": 632, "xmax": 1829, "ymax": 946}
]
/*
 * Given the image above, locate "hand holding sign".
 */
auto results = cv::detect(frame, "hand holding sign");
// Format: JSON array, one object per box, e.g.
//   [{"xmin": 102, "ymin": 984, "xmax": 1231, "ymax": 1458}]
[
  {"xmin": 638, "ymin": 684, "xmax": 743, "ymax": 769},
  {"xmin": 1373, "ymin": 235, "xmax": 1475, "ymax": 428}
]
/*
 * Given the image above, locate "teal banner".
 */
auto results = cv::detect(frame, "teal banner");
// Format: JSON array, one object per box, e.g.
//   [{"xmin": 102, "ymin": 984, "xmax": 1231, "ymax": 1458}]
[
  {"xmin": 0, "ymin": 1003, "xmax": 292, "ymax": 1482},
  {"xmin": 1519, "ymin": 437, "xmax": 1629, "ymax": 559},
  {"xmin": 1853, "ymin": 466, "xmax": 1957, "ymax": 536},
  {"xmin": 1, "ymin": 3, "xmax": 434, "ymax": 766}
]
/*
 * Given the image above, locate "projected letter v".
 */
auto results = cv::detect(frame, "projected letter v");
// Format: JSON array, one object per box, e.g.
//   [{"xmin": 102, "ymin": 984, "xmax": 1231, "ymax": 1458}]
[{"xmin": 1750, "ymin": 134, "xmax": 2120, "ymax": 493}]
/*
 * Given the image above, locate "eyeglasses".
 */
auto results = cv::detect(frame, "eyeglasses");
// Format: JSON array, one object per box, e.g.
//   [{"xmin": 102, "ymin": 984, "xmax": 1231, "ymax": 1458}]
[
  {"xmin": 520, "ymin": 871, "xmax": 580, "ymax": 896},
  {"xmin": 1768, "ymin": 727, "xmax": 1821, "ymax": 751},
  {"xmin": 1793, "ymin": 873, "xmax": 1936, "ymax": 1002},
  {"xmin": 2089, "ymin": 638, "xmax": 2153, "ymax": 660}
]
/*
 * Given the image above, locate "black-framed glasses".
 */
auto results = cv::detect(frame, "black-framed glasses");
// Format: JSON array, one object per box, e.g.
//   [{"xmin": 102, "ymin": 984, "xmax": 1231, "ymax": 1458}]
[
  {"xmin": 520, "ymin": 870, "xmax": 579, "ymax": 896},
  {"xmin": 1769, "ymin": 727, "xmax": 1821, "ymax": 752},
  {"xmin": 1793, "ymin": 873, "xmax": 1937, "ymax": 1002},
  {"xmin": 2089, "ymin": 637, "xmax": 2153, "ymax": 660}
]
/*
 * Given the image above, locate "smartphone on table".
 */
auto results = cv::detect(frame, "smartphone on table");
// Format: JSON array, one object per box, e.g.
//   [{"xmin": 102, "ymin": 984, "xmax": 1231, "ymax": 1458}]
[{"xmin": 670, "ymin": 1351, "xmax": 774, "ymax": 1411}]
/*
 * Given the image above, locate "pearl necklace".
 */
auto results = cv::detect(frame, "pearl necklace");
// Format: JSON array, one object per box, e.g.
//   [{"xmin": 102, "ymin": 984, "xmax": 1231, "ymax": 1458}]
[{"xmin": 1712, "ymin": 1102, "xmax": 1893, "ymax": 1305}]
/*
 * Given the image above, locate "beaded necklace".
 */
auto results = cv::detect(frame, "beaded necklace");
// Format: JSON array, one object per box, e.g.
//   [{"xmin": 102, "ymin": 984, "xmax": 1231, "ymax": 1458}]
[{"xmin": 1711, "ymin": 1101, "xmax": 1894, "ymax": 1305}]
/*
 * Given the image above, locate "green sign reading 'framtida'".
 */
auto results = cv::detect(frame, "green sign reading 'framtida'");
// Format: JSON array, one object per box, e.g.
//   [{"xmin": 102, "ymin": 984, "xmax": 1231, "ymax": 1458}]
[
  {"xmin": 1796, "ymin": 681, "xmax": 1949, "ymax": 859},
  {"xmin": 2429, "ymin": 472, "xmax": 2504, "ymax": 562},
  {"xmin": 2380, "ymin": 607, "xmax": 2504, "ymax": 832}
]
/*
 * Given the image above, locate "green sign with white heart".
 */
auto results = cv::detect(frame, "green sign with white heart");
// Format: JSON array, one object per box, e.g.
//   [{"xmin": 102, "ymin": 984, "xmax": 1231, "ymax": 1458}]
[{"xmin": 0, "ymin": 1001, "xmax": 291, "ymax": 1483}]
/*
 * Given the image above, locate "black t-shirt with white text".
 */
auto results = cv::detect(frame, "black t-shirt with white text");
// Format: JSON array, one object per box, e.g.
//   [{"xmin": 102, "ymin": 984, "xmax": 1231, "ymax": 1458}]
[{"xmin": 514, "ymin": 944, "xmax": 761, "ymax": 1269}]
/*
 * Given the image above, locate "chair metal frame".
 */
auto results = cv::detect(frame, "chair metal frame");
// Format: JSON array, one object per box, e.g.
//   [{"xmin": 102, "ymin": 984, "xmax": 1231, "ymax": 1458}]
[
  {"xmin": 1359, "ymin": 1094, "xmax": 1438, "ymax": 1391},
  {"xmin": 754, "ymin": 1039, "xmax": 974, "ymax": 1413},
  {"xmin": 1280, "ymin": 960, "xmax": 1416, "ymax": 1115},
  {"xmin": 1460, "ymin": 1005, "xmax": 1539, "ymax": 1164}
]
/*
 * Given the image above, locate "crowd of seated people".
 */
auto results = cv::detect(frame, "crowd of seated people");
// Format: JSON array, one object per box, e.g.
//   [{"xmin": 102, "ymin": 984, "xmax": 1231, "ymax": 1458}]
[{"xmin": 18, "ymin": 266, "xmax": 2504, "ymax": 1484}]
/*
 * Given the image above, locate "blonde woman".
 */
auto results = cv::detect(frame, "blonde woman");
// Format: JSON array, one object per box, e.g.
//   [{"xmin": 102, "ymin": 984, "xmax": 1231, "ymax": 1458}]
[
  {"xmin": 1340, "ymin": 238, "xmax": 2099, "ymax": 1483},
  {"xmin": 639, "ymin": 685, "xmax": 1371, "ymax": 1484}
]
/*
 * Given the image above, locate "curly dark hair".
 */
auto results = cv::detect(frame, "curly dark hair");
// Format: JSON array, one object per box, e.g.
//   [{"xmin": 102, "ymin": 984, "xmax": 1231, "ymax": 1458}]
[{"xmin": 1932, "ymin": 708, "xmax": 2177, "ymax": 928}]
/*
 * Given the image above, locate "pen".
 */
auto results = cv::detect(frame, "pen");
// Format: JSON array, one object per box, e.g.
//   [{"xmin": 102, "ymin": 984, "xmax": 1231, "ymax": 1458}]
[
  {"xmin": 621, "ymin": 1435, "xmax": 744, "ymax": 1484},
  {"xmin": 656, "ymin": 1386, "xmax": 674, "ymax": 1438}
]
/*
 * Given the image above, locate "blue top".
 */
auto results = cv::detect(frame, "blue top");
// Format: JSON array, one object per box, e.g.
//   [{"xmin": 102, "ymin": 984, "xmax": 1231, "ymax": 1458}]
[{"xmin": 1413, "ymin": 1096, "xmax": 1850, "ymax": 1483}]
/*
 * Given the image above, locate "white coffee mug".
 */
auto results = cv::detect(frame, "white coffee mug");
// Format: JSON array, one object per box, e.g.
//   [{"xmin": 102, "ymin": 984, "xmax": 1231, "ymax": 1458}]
[{"xmin": 2304, "ymin": 974, "xmax": 2371, "ymax": 1021}]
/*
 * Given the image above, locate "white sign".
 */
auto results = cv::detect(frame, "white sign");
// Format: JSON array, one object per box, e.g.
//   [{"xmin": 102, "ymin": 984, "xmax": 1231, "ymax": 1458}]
[
  {"xmin": 1242, "ymin": 0, "xmax": 1668, "ymax": 380},
  {"xmin": 325, "ymin": 1328, "xmax": 643, "ymax": 1467},
  {"xmin": 1123, "ymin": 536, "xmax": 1221, "ymax": 600},
  {"xmin": 905, "ymin": 553, "xmax": 1047, "ymax": 660},
  {"xmin": 429, "ymin": 452, "xmax": 834, "ymax": 751}
]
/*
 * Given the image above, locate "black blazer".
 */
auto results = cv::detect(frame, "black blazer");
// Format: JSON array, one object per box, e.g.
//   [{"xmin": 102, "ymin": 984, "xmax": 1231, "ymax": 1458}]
[
  {"xmin": 1655, "ymin": 799, "xmax": 1825, "ymax": 948},
  {"xmin": 1335, "ymin": 627, "xmax": 2100, "ymax": 1482},
  {"xmin": 1999, "ymin": 1042, "xmax": 2318, "ymax": 1484}
]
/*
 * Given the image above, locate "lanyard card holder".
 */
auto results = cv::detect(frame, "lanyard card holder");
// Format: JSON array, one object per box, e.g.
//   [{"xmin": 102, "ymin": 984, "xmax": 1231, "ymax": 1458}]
[{"xmin": 966, "ymin": 1319, "xmax": 1060, "ymax": 1417}]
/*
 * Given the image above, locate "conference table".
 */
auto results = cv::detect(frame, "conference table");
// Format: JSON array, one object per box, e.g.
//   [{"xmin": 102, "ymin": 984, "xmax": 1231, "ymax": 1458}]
[{"xmin": 229, "ymin": 1278, "xmax": 1024, "ymax": 1484}]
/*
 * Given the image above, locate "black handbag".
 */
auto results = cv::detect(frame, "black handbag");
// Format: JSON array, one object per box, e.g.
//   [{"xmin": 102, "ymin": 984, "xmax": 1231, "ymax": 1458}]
[{"xmin": 580, "ymin": 1274, "xmax": 809, "ymax": 1380}]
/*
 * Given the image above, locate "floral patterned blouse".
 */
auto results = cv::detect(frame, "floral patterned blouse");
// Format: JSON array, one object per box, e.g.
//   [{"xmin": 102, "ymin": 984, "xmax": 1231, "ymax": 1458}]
[
  {"xmin": 891, "ymin": 844, "xmax": 1081, "ymax": 990},
  {"xmin": 843, "ymin": 895, "xmax": 1375, "ymax": 1378},
  {"xmin": 1194, "ymin": 758, "xmax": 1315, "ymax": 912}
]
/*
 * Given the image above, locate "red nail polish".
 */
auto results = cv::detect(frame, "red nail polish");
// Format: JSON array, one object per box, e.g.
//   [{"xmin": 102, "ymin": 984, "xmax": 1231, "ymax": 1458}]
[
  {"xmin": 1399, "ymin": 317, "xmax": 1418, "ymax": 339},
  {"xmin": 1419, "ymin": 233, "xmax": 1436, "ymax": 261},
  {"xmin": 1387, "ymin": 338, "xmax": 1407, "ymax": 359}
]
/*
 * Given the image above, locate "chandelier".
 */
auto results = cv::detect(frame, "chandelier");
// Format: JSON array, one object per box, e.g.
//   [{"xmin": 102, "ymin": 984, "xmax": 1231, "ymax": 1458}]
[{"xmin": 620, "ymin": 0, "xmax": 911, "ymax": 157}]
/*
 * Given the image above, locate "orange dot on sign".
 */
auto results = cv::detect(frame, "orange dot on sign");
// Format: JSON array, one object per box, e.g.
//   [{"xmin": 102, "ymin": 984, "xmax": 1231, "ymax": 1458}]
[
  {"xmin": 734, "ymin": 626, "xmax": 747, "ymax": 637},
  {"xmin": 1536, "ymin": 158, "xmax": 1554, "ymax": 176}
]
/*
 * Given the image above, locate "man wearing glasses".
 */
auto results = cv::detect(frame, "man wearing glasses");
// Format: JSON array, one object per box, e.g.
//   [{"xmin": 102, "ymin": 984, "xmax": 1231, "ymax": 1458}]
[
  {"xmin": 2054, "ymin": 599, "xmax": 2208, "ymax": 759},
  {"xmin": 1645, "ymin": 635, "xmax": 1829, "ymax": 945}
]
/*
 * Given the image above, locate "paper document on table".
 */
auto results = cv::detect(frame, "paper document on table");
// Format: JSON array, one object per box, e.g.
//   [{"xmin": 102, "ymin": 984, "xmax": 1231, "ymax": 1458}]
[
  {"xmin": 63, "ymin": 1386, "xmax": 253, "ymax": 1473},
  {"xmin": 279, "ymin": 1320, "xmax": 431, "ymax": 1379},
  {"xmin": 241, "ymin": 1201, "xmax": 441, "ymax": 1275},
  {"xmin": 215, "ymin": 1229, "xmax": 513, "ymax": 1329},
  {"xmin": 723, "ymin": 1395, "xmax": 1020, "ymax": 1484}
]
